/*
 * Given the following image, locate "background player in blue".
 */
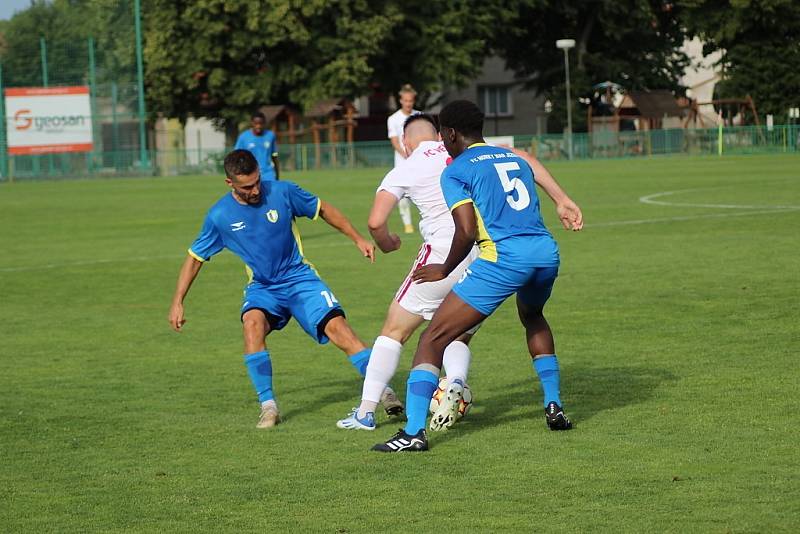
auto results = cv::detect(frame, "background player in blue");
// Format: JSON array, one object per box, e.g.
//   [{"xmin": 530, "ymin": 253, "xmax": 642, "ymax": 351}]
[
  {"xmin": 373, "ymin": 100, "xmax": 583, "ymax": 452},
  {"xmin": 168, "ymin": 149, "xmax": 403, "ymax": 428},
  {"xmin": 235, "ymin": 111, "xmax": 279, "ymax": 181}
]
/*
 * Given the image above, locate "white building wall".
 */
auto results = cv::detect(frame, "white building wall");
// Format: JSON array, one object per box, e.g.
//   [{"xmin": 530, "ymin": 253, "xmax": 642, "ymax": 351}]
[{"xmin": 185, "ymin": 117, "xmax": 227, "ymax": 165}]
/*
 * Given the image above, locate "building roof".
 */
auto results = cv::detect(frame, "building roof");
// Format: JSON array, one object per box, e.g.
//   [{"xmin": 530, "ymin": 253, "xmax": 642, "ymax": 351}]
[
  {"xmin": 258, "ymin": 105, "xmax": 293, "ymax": 123},
  {"xmin": 306, "ymin": 98, "xmax": 354, "ymax": 118},
  {"xmin": 620, "ymin": 90, "xmax": 682, "ymax": 117}
]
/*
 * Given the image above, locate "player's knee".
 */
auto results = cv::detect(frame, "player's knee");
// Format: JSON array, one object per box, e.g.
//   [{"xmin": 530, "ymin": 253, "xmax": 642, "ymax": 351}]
[
  {"xmin": 419, "ymin": 324, "xmax": 454, "ymax": 352},
  {"xmin": 379, "ymin": 325, "xmax": 412, "ymax": 344},
  {"xmin": 242, "ymin": 313, "xmax": 266, "ymax": 336}
]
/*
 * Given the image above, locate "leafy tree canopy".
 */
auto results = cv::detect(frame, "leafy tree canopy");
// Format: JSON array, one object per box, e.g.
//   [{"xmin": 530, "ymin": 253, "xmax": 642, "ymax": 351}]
[
  {"xmin": 490, "ymin": 0, "xmax": 690, "ymax": 131},
  {"xmin": 144, "ymin": 0, "xmax": 494, "ymax": 138},
  {"xmin": 681, "ymin": 0, "xmax": 800, "ymax": 120}
]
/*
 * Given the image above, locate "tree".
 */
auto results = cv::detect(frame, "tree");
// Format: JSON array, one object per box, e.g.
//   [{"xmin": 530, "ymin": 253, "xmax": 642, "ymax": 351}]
[
  {"xmin": 489, "ymin": 0, "xmax": 690, "ymax": 132},
  {"xmin": 0, "ymin": 0, "xmax": 139, "ymax": 89},
  {"xmin": 143, "ymin": 0, "xmax": 496, "ymax": 143},
  {"xmin": 682, "ymin": 0, "xmax": 800, "ymax": 122},
  {"xmin": 367, "ymin": 1, "xmax": 496, "ymax": 108},
  {"xmin": 144, "ymin": 0, "xmax": 404, "ymax": 143}
]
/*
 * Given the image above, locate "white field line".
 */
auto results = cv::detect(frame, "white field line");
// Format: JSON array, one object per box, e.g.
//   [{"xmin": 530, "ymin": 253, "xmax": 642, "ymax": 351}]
[
  {"xmin": 3, "ymin": 191, "xmax": 799, "ymax": 272},
  {"xmin": 586, "ymin": 207, "xmax": 800, "ymax": 228},
  {"xmin": 638, "ymin": 189, "xmax": 800, "ymax": 210}
]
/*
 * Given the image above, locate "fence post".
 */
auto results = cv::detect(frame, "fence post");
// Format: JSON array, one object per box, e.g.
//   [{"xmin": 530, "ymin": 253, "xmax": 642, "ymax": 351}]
[
  {"xmin": 40, "ymin": 37, "xmax": 49, "ymax": 87},
  {"xmin": 112, "ymin": 82, "xmax": 120, "ymax": 169},
  {"xmin": 0, "ymin": 63, "xmax": 7, "ymax": 181},
  {"xmin": 88, "ymin": 37, "xmax": 98, "ymax": 175},
  {"xmin": 134, "ymin": 0, "xmax": 149, "ymax": 170},
  {"xmin": 717, "ymin": 121, "xmax": 723, "ymax": 156}
]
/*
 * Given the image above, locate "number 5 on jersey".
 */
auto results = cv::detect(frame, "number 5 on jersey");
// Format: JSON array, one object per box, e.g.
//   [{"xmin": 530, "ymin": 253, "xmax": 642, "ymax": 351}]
[{"xmin": 494, "ymin": 162, "xmax": 530, "ymax": 211}]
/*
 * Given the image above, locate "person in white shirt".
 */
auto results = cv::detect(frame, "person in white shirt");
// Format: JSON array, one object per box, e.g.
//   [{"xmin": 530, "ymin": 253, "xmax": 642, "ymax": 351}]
[
  {"xmin": 386, "ymin": 84, "xmax": 420, "ymax": 234},
  {"xmin": 337, "ymin": 113, "xmax": 479, "ymax": 430}
]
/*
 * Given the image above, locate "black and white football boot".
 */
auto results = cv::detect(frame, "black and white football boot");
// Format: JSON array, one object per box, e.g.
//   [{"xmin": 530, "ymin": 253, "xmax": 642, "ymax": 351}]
[
  {"xmin": 545, "ymin": 401, "xmax": 573, "ymax": 431},
  {"xmin": 371, "ymin": 428, "xmax": 429, "ymax": 452}
]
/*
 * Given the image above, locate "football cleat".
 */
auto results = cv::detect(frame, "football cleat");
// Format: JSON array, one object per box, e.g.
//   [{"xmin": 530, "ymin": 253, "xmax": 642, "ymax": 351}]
[
  {"xmin": 429, "ymin": 381, "xmax": 463, "ymax": 431},
  {"xmin": 371, "ymin": 428, "xmax": 428, "ymax": 452},
  {"xmin": 545, "ymin": 401, "xmax": 573, "ymax": 431},
  {"xmin": 256, "ymin": 403, "xmax": 281, "ymax": 429},
  {"xmin": 403, "ymin": 223, "xmax": 415, "ymax": 234},
  {"xmin": 336, "ymin": 408, "xmax": 376, "ymax": 431},
  {"xmin": 380, "ymin": 386, "xmax": 405, "ymax": 417}
]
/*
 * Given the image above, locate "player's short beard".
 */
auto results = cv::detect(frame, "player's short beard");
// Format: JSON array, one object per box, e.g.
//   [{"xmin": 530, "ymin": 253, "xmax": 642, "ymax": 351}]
[{"xmin": 234, "ymin": 189, "xmax": 260, "ymax": 205}]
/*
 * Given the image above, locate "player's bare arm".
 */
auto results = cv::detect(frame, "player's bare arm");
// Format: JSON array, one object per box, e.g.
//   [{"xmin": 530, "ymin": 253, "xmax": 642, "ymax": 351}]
[
  {"xmin": 319, "ymin": 200, "xmax": 376, "ymax": 262},
  {"xmin": 272, "ymin": 154, "xmax": 280, "ymax": 180},
  {"xmin": 389, "ymin": 136, "xmax": 406, "ymax": 158},
  {"xmin": 412, "ymin": 203, "xmax": 476, "ymax": 283},
  {"xmin": 510, "ymin": 147, "xmax": 583, "ymax": 231},
  {"xmin": 367, "ymin": 190, "xmax": 402, "ymax": 253},
  {"xmin": 168, "ymin": 255, "xmax": 204, "ymax": 332}
]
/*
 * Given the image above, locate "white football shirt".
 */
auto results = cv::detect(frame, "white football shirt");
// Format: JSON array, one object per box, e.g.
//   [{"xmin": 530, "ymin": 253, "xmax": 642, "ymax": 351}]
[
  {"xmin": 387, "ymin": 108, "xmax": 420, "ymax": 167},
  {"xmin": 377, "ymin": 140, "xmax": 454, "ymax": 244}
]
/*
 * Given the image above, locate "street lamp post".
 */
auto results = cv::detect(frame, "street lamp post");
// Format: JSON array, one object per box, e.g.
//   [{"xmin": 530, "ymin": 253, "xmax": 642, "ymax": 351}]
[{"xmin": 556, "ymin": 39, "xmax": 576, "ymax": 160}]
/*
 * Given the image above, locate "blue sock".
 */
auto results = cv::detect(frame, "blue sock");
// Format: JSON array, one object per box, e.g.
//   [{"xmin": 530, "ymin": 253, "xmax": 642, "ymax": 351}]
[
  {"xmin": 533, "ymin": 355, "xmax": 561, "ymax": 407},
  {"xmin": 244, "ymin": 351, "xmax": 274, "ymax": 403},
  {"xmin": 348, "ymin": 348, "xmax": 370, "ymax": 377},
  {"xmin": 403, "ymin": 366, "xmax": 439, "ymax": 435}
]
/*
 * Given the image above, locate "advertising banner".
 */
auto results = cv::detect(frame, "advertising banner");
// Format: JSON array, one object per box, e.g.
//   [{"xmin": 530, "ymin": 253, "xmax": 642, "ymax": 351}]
[{"xmin": 5, "ymin": 86, "xmax": 93, "ymax": 155}]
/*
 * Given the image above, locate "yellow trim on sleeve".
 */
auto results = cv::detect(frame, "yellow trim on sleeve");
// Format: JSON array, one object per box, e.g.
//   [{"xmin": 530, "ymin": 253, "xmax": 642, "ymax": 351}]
[
  {"xmin": 312, "ymin": 198, "xmax": 322, "ymax": 220},
  {"xmin": 244, "ymin": 264, "xmax": 254, "ymax": 283},
  {"xmin": 188, "ymin": 249, "xmax": 206, "ymax": 263},
  {"xmin": 450, "ymin": 198, "xmax": 474, "ymax": 212},
  {"xmin": 473, "ymin": 206, "xmax": 497, "ymax": 262}
]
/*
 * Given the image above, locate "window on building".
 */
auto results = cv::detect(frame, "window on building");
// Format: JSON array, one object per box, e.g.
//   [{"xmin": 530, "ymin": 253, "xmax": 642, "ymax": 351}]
[{"xmin": 478, "ymin": 86, "xmax": 512, "ymax": 117}]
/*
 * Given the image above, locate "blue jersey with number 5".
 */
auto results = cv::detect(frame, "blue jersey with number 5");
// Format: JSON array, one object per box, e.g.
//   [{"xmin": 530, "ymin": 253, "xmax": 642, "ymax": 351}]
[{"xmin": 440, "ymin": 143, "xmax": 558, "ymax": 266}]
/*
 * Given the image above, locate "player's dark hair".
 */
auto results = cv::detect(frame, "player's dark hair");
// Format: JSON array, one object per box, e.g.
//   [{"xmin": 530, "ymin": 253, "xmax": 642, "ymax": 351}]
[
  {"xmin": 438, "ymin": 100, "xmax": 484, "ymax": 138},
  {"xmin": 251, "ymin": 111, "xmax": 266, "ymax": 121},
  {"xmin": 403, "ymin": 113, "xmax": 438, "ymax": 133},
  {"xmin": 224, "ymin": 149, "xmax": 258, "ymax": 180}
]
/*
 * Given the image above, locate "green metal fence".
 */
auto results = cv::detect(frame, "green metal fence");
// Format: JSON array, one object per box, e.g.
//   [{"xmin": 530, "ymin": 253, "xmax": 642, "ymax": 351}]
[
  {"xmin": 0, "ymin": 0, "xmax": 148, "ymax": 181},
  {"xmin": 2, "ymin": 124, "xmax": 798, "ymax": 181}
]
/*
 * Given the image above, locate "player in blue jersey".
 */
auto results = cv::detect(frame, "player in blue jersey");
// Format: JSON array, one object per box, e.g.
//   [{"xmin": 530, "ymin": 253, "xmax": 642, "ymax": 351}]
[
  {"xmin": 235, "ymin": 111, "xmax": 279, "ymax": 181},
  {"xmin": 168, "ymin": 149, "xmax": 403, "ymax": 428},
  {"xmin": 373, "ymin": 100, "xmax": 583, "ymax": 452}
]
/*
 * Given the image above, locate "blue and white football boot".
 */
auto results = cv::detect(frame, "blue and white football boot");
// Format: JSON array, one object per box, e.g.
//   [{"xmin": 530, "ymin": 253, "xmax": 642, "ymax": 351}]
[{"xmin": 336, "ymin": 408, "xmax": 376, "ymax": 431}]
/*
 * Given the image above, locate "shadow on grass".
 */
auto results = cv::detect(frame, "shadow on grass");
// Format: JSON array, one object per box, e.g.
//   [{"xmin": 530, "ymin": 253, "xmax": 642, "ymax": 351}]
[
  {"xmin": 277, "ymin": 377, "xmax": 365, "ymax": 422},
  {"xmin": 432, "ymin": 364, "xmax": 678, "ymax": 446}
]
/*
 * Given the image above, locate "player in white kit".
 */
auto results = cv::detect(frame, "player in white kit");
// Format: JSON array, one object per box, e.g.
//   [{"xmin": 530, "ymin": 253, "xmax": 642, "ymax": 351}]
[
  {"xmin": 337, "ymin": 113, "xmax": 479, "ymax": 430},
  {"xmin": 387, "ymin": 84, "xmax": 420, "ymax": 234}
]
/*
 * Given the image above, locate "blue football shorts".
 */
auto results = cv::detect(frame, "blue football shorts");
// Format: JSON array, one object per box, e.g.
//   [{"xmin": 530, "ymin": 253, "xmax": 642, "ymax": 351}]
[
  {"xmin": 452, "ymin": 258, "xmax": 559, "ymax": 316},
  {"xmin": 241, "ymin": 269, "xmax": 344, "ymax": 344}
]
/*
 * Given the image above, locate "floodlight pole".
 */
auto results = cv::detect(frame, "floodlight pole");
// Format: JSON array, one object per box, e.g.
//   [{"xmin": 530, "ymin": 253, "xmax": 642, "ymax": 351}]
[{"xmin": 556, "ymin": 39, "xmax": 576, "ymax": 160}]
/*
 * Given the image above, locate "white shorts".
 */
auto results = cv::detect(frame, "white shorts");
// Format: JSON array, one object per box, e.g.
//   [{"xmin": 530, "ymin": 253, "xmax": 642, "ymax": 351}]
[{"xmin": 395, "ymin": 242, "xmax": 480, "ymax": 321}]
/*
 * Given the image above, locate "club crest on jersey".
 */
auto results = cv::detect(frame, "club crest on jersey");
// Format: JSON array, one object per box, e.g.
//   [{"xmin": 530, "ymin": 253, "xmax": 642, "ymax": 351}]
[{"xmin": 266, "ymin": 209, "xmax": 279, "ymax": 223}]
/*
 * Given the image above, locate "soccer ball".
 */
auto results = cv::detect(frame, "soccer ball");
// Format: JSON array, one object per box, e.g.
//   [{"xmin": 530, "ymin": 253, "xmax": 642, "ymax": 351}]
[{"xmin": 429, "ymin": 377, "xmax": 473, "ymax": 419}]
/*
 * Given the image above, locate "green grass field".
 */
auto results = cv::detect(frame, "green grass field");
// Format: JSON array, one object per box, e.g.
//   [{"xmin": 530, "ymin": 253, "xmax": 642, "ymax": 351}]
[{"xmin": 1, "ymin": 154, "xmax": 799, "ymax": 532}]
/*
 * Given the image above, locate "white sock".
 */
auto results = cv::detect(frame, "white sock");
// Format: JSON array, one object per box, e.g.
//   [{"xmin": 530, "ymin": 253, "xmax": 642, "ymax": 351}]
[
  {"xmin": 443, "ymin": 340, "xmax": 471, "ymax": 385},
  {"xmin": 398, "ymin": 197, "xmax": 412, "ymax": 226},
  {"xmin": 261, "ymin": 399, "xmax": 277, "ymax": 409},
  {"xmin": 358, "ymin": 335, "xmax": 402, "ymax": 417}
]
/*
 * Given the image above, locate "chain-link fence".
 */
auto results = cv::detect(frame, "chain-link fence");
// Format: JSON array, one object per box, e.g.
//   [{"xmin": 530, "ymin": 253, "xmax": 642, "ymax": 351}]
[
  {"xmin": 1, "ymin": 34, "xmax": 797, "ymax": 179},
  {"xmin": 0, "ymin": 0, "xmax": 148, "ymax": 181}
]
